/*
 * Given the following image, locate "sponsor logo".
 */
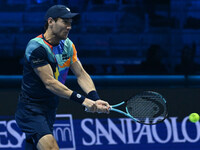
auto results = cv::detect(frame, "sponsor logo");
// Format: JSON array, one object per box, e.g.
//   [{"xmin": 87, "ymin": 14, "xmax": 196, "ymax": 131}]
[
  {"xmin": 81, "ymin": 117, "xmax": 200, "ymax": 145},
  {"xmin": 53, "ymin": 114, "xmax": 76, "ymax": 150},
  {"xmin": 32, "ymin": 58, "xmax": 44, "ymax": 64},
  {"xmin": 62, "ymin": 54, "xmax": 69, "ymax": 60},
  {"xmin": 0, "ymin": 115, "xmax": 75, "ymax": 149},
  {"xmin": 76, "ymin": 94, "xmax": 81, "ymax": 98},
  {"xmin": 0, "ymin": 120, "xmax": 25, "ymax": 148},
  {"xmin": 0, "ymin": 115, "xmax": 199, "ymax": 149}
]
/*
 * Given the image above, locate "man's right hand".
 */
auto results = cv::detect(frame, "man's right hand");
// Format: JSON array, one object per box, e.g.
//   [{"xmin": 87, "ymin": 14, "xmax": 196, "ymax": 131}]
[{"xmin": 82, "ymin": 98, "xmax": 110, "ymax": 114}]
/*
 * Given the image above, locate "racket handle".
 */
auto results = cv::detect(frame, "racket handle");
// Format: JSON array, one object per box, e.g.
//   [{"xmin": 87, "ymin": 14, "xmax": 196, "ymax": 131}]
[
  {"xmin": 85, "ymin": 107, "xmax": 89, "ymax": 112},
  {"xmin": 85, "ymin": 107, "xmax": 109, "ymax": 113}
]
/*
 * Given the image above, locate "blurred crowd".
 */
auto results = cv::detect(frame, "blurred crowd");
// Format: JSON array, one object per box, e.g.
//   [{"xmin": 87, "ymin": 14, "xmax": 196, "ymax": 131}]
[{"xmin": 0, "ymin": 0, "xmax": 200, "ymax": 75}]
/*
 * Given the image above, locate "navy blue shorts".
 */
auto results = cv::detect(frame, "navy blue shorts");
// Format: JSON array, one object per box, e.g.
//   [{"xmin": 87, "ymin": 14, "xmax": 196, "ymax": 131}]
[{"xmin": 15, "ymin": 101, "xmax": 56, "ymax": 148}]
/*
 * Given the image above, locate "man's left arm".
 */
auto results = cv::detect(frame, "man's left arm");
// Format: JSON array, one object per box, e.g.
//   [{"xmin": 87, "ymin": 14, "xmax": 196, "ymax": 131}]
[{"xmin": 70, "ymin": 61, "xmax": 100, "ymax": 100}]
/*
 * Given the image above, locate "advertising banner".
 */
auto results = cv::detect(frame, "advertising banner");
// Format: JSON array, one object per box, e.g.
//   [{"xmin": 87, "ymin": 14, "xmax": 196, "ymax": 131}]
[{"xmin": 0, "ymin": 114, "xmax": 199, "ymax": 150}]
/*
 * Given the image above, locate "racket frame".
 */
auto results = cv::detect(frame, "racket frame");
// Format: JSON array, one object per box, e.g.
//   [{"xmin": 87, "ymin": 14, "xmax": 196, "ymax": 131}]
[
  {"xmin": 110, "ymin": 101, "xmax": 139, "ymax": 122},
  {"xmin": 110, "ymin": 92, "xmax": 168, "ymax": 125}
]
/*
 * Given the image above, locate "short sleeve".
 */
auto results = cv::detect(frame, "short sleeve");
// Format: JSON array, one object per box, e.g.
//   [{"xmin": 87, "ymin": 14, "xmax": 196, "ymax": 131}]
[{"xmin": 28, "ymin": 46, "xmax": 49, "ymax": 68}]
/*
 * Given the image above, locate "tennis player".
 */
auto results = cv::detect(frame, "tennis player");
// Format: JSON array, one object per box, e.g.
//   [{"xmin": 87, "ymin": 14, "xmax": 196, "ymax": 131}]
[{"xmin": 15, "ymin": 5, "xmax": 110, "ymax": 150}]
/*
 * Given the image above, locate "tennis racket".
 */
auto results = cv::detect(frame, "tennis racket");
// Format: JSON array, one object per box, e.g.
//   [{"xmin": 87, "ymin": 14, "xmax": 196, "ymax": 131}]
[{"xmin": 110, "ymin": 91, "xmax": 168, "ymax": 125}]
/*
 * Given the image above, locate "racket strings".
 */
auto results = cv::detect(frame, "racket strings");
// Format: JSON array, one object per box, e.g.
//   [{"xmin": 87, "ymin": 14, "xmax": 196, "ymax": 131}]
[{"xmin": 127, "ymin": 94, "xmax": 167, "ymax": 123}]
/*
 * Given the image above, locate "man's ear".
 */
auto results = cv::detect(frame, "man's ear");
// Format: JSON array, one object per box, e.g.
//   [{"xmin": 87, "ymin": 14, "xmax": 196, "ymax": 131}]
[{"xmin": 48, "ymin": 17, "xmax": 54, "ymax": 26}]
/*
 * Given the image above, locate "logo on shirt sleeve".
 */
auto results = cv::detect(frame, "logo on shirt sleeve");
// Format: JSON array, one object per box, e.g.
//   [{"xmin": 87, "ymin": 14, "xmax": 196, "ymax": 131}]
[{"xmin": 32, "ymin": 58, "xmax": 44, "ymax": 64}]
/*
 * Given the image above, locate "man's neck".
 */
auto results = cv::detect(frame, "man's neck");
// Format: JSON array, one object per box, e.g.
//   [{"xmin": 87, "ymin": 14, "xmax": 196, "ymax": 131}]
[{"xmin": 43, "ymin": 30, "xmax": 60, "ymax": 46}]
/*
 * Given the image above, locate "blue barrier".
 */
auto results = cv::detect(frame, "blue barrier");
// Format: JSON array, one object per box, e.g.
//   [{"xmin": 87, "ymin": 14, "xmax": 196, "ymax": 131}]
[{"xmin": 0, "ymin": 75, "xmax": 200, "ymax": 88}]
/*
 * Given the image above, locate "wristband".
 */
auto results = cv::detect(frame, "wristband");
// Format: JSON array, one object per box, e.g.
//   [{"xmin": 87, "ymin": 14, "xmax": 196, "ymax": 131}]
[
  {"xmin": 87, "ymin": 90, "xmax": 100, "ymax": 100},
  {"xmin": 70, "ymin": 91, "xmax": 85, "ymax": 104}
]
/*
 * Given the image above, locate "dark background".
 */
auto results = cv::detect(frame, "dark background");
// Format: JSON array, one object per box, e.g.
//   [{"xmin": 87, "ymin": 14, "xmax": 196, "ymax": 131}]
[
  {"xmin": 0, "ymin": 0, "xmax": 200, "ymax": 119},
  {"xmin": 0, "ymin": 75, "xmax": 200, "ymax": 121},
  {"xmin": 0, "ymin": 0, "xmax": 200, "ymax": 75}
]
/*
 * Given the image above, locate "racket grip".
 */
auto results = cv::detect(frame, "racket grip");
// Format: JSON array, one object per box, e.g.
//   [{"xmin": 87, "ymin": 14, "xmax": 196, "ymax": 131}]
[
  {"xmin": 85, "ymin": 107, "xmax": 89, "ymax": 112},
  {"xmin": 84, "ymin": 107, "xmax": 107, "ymax": 113}
]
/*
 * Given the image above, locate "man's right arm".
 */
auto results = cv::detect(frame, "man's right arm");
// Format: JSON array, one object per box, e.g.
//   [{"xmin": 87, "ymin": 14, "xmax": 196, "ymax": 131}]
[
  {"xmin": 34, "ymin": 64, "xmax": 72, "ymax": 99},
  {"xmin": 33, "ymin": 64, "xmax": 109, "ymax": 113}
]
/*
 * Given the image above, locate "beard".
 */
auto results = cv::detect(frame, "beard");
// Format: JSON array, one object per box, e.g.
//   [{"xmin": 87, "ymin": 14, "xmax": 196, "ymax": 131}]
[
  {"xmin": 55, "ymin": 32, "xmax": 68, "ymax": 40},
  {"xmin": 52, "ymin": 27, "xmax": 69, "ymax": 41}
]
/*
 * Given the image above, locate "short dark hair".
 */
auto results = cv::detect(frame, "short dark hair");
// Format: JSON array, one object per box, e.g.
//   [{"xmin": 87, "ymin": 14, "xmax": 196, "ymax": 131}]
[{"xmin": 44, "ymin": 18, "xmax": 59, "ymax": 31}]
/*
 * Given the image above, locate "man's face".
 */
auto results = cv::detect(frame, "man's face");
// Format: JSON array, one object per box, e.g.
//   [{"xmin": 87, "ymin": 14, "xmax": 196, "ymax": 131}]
[{"xmin": 50, "ymin": 18, "xmax": 72, "ymax": 40}]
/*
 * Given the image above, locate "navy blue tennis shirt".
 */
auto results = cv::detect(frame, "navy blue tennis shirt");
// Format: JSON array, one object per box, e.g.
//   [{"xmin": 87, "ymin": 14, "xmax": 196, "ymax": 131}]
[
  {"xmin": 22, "ymin": 44, "xmax": 56, "ymax": 99},
  {"xmin": 20, "ymin": 34, "xmax": 79, "ymax": 109}
]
